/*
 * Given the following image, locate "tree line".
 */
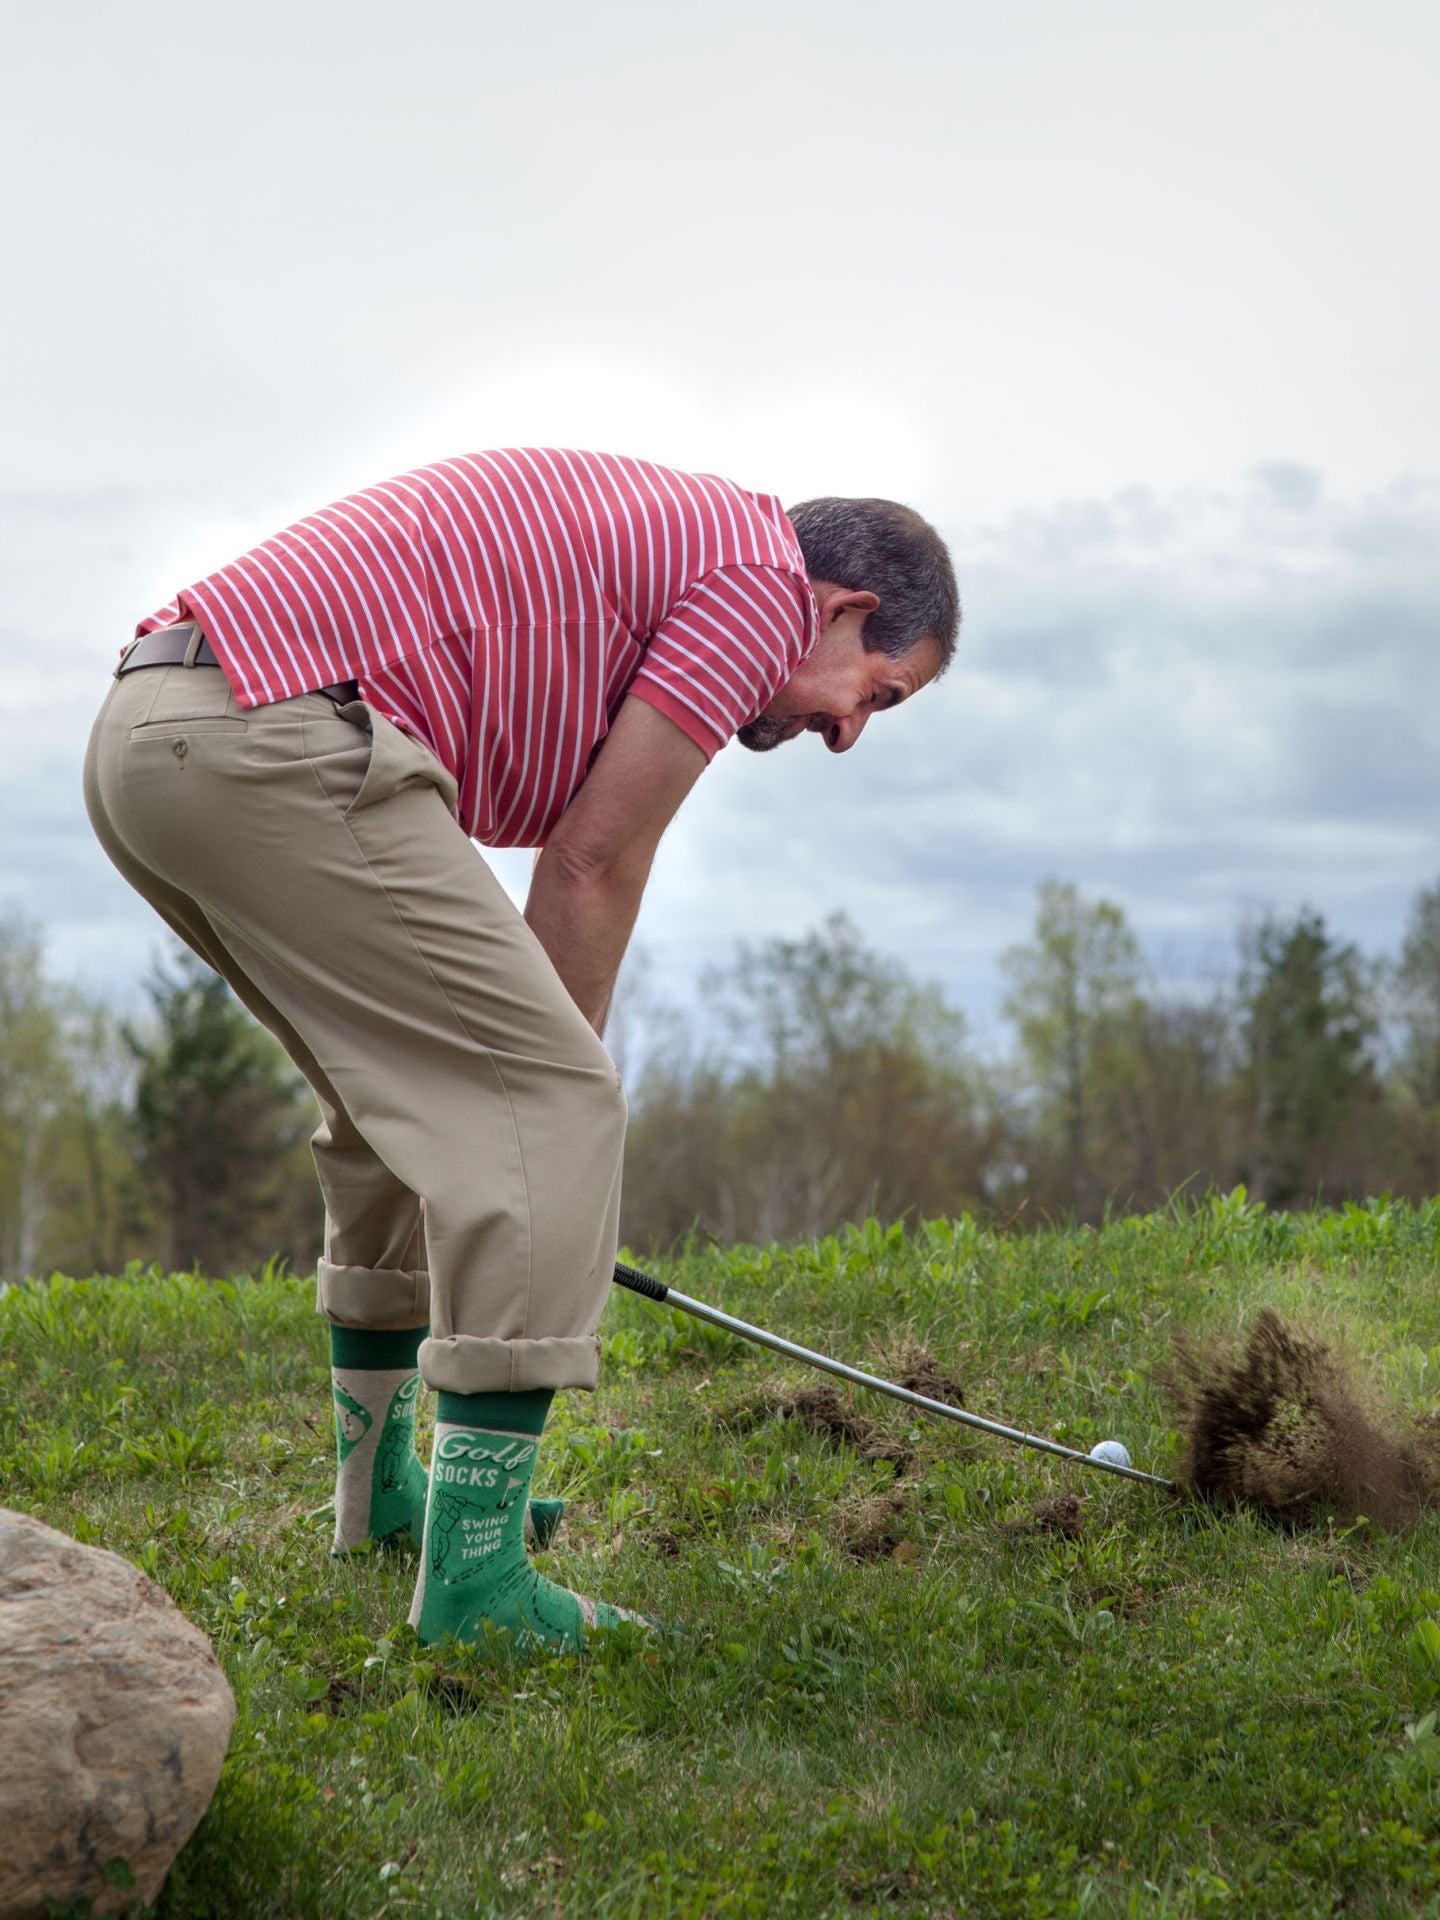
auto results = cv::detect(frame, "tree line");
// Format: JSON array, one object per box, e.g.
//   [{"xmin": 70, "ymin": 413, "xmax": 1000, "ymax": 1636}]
[
  {"xmin": 0, "ymin": 925, "xmax": 313, "ymax": 1283},
  {"xmin": 3, "ymin": 876, "xmax": 1439, "ymax": 1281},
  {"xmin": 623, "ymin": 882, "xmax": 1440, "ymax": 1244}
]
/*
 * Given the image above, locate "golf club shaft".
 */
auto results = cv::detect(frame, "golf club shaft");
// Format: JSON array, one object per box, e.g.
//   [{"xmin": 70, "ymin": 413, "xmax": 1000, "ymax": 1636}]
[{"xmin": 612, "ymin": 1260, "xmax": 1173, "ymax": 1489}]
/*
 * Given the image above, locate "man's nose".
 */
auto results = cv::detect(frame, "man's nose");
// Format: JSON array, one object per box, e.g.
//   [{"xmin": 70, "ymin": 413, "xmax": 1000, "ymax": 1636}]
[{"xmin": 825, "ymin": 710, "xmax": 870, "ymax": 753}]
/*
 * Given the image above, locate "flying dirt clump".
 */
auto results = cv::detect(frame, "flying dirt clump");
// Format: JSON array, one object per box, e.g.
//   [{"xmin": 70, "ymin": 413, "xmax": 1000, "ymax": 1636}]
[{"xmin": 1170, "ymin": 1310, "xmax": 1438, "ymax": 1526}]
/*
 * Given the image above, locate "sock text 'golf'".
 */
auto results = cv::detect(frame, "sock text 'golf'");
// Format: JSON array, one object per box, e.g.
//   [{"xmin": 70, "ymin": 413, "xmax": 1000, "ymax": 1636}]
[
  {"xmin": 328, "ymin": 1335, "xmax": 566, "ymax": 1555},
  {"xmin": 409, "ymin": 1388, "xmax": 644, "ymax": 1651}
]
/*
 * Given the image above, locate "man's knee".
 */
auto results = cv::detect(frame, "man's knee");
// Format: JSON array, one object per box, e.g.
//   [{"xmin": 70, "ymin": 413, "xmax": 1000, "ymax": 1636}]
[
  {"xmin": 562, "ymin": 1021, "xmax": 628, "ymax": 1140},
  {"xmin": 585, "ymin": 1055, "xmax": 629, "ymax": 1157}
]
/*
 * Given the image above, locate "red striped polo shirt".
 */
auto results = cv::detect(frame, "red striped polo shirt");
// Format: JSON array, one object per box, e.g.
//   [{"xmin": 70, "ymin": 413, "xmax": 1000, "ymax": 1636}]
[{"xmin": 137, "ymin": 448, "xmax": 817, "ymax": 848}]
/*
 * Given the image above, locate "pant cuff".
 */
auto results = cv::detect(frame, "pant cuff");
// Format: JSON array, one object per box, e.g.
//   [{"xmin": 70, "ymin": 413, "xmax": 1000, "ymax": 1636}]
[
  {"xmin": 418, "ymin": 1333, "xmax": 601, "ymax": 1394},
  {"xmin": 316, "ymin": 1260, "xmax": 429, "ymax": 1329}
]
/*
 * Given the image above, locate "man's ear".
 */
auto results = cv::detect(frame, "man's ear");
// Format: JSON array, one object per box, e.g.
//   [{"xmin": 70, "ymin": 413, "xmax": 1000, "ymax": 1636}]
[{"xmin": 815, "ymin": 586, "xmax": 880, "ymax": 627}]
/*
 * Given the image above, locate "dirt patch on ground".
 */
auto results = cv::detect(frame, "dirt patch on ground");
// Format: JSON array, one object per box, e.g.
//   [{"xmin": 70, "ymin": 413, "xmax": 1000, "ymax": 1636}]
[
  {"xmin": 895, "ymin": 1360, "xmax": 967, "ymax": 1408},
  {"xmin": 765, "ymin": 1341, "xmax": 967, "ymax": 1462},
  {"xmin": 781, "ymin": 1386, "xmax": 910, "ymax": 1466},
  {"xmin": 1032, "ymin": 1493, "xmax": 1086, "ymax": 1537},
  {"xmin": 1003, "ymin": 1492, "xmax": 1086, "ymax": 1540},
  {"xmin": 776, "ymin": 1344, "xmax": 967, "ymax": 1468},
  {"xmin": 714, "ymin": 1347, "xmax": 965, "ymax": 1471},
  {"xmin": 1168, "ymin": 1310, "xmax": 1439, "ymax": 1527},
  {"xmin": 839, "ymin": 1493, "xmax": 913, "ymax": 1559},
  {"xmin": 874, "ymin": 1339, "xmax": 967, "ymax": 1410}
]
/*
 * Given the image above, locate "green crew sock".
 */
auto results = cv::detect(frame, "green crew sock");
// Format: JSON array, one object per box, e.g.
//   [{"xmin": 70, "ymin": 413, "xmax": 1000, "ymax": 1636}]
[
  {"xmin": 330, "ymin": 1325, "xmax": 430, "ymax": 1553},
  {"xmin": 408, "ymin": 1387, "xmax": 646, "ymax": 1652},
  {"xmin": 328, "ymin": 1329, "xmax": 566, "ymax": 1554}
]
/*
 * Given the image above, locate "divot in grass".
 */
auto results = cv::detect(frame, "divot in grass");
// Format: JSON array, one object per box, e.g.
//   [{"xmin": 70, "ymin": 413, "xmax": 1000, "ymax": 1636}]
[
  {"xmin": 781, "ymin": 1386, "xmax": 910, "ymax": 1467},
  {"xmin": 838, "ymin": 1493, "xmax": 913, "ymax": 1561},
  {"xmin": 1012, "ymin": 1493, "xmax": 1086, "ymax": 1539},
  {"xmin": 870, "ymin": 1338, "xmax": 967, "ymax": 1411}
]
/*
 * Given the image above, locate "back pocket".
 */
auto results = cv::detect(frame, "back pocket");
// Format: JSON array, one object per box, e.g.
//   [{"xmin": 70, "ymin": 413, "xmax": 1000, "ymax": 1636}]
[{"xmin": 127, "ymin": 665, "xmax": 247, "ymax": 731}]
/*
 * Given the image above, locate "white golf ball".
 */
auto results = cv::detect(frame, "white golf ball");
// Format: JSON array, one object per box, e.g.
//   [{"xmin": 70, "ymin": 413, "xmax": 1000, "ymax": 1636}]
[{"xmin": 1089, "ymin": 1440, "xmax": 1132, "ymax": 1469}]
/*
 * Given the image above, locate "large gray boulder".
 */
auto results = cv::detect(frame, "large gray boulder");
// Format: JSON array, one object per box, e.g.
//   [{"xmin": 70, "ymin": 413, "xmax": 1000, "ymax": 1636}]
[{"xmin": 0, "ymin": 1508, "xmax": 235, "ymax": 1919}]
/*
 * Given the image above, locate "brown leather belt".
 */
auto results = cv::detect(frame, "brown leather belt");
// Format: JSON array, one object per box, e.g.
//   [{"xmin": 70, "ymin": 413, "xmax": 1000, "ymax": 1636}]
[{"xmin": 117, "ymin": 623, "xmax": 360, "ymax": 708}]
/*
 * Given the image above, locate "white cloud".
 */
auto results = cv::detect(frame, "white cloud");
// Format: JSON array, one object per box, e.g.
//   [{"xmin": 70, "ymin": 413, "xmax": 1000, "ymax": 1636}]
[
  {"xmin": 4, "ymin": 3, "xmax": 1440, "ymax": 1029},
  {"xmin": 358, "ymin": 364, "xmax": 936, "ymax": 514},
  {"xmin": 5, "ymin": 4, "xmax": 1439, "ymax": 506},
  {"xmin": 643, "ymin": 468, "xmax": 1440, "ymax": 1032}
]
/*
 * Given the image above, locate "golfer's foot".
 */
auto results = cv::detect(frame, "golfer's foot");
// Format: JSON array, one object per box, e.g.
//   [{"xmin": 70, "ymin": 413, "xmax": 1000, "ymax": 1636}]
[
  {"xmin": 525, "ymin": 1496, "xmax": 567, "ymax": 1552},
  {"xmin": 412, "ymin": 1547, "xmax": 651, "ymax": 1652},
  {"xmin": 408, "ymin": 1399, "xmax": 649, "ymax": 1653}
]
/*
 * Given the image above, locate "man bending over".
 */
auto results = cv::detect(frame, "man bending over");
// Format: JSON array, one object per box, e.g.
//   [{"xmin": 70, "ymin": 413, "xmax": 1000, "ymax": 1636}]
[{"xmin": 84, "ymin": 447, "xmax": 959, "ymax": 1650}]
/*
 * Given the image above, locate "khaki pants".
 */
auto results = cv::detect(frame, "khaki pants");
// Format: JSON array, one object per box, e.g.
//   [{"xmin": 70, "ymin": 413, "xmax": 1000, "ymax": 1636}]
[{"xmin": 83, "ymin": 655, "xmax": 625, "ymax": 1394}]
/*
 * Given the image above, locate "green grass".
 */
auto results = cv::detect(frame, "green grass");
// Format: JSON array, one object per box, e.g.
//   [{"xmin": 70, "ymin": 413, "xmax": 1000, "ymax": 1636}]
[{"xmin": 5, "ymin": 1194, "xmax": 1440, "ymax": 1917}]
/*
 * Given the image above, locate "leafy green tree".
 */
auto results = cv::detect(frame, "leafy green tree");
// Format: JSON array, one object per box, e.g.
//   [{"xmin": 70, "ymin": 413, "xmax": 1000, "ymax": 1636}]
[
  {"xmin": 621, "ymin": 914, "xmax": 1000, "ymax": 1247},
  {"xmin": 710, "ymin": 913, "xmax": 953, "ymax": 1079},
  {"xmin": 1395, "ymin": 880, "xmax": 1440, "ymax": 1107},
  {"xmin": 1237, "ymin": 908, "xmax": 1379, "ymax": 1205},
  {"xmin": 35, "ymin": 1002, "xmax": 154, "ymax": 1278},
  {"xmin": 0, "ymin": 915, "xmax": 78, "ymax": 1279},
  {"xmin": 1000, "ymin": 881, "xmax": 1144, "ymax": 1216},
  {"xmin": 708, "ymin": 913, "xmax": 997, "ymax": 1240},
  {"xmin": 126, "ymin": 946, "xmax": 319, "ymax": 1274},
  {"xmin": 0, "ymin": 914, "xmax": 155, "ymax": 1279},
  {"xmin": 1085, "ymin": 994, "xmax": 1238, "ymax": 1212}
]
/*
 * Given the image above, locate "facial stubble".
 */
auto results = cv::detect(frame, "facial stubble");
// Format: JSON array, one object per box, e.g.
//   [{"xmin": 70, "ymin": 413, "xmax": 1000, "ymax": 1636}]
[{"xmin": 736, "ymin": 715, "xmax": 799, "ymax": 753}]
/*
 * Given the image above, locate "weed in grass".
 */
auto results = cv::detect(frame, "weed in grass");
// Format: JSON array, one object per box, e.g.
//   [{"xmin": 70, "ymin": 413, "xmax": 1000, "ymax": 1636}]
[{"xmin": 122, "ymin": 1417, "xmax": 226, "ymax": 1478}]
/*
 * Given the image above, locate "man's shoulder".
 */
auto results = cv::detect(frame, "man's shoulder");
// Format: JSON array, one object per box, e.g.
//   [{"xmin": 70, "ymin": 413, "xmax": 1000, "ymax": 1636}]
[
  {"xmin": 498, "ymin": 449, "xmax": 795, "ymax": 539},
  {"xmin": 402, "ymin": 449, "xmax": 807, "ymax": 585}
]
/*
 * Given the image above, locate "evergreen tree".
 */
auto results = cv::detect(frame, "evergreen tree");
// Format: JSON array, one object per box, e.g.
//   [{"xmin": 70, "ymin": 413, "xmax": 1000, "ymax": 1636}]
[
  {"xmin": 1238, "ymin": 908, "xmax": 1378, "ymax": 1205},
  {"xmin": 126, "ymin": 946, "xmax": 317, "ymax": 1273}
]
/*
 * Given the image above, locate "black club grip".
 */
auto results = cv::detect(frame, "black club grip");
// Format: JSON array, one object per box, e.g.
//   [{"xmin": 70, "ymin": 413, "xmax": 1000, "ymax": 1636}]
[{"xmin": 612, "ymin": 1260, "xmax": 670, "ymax": 1303}]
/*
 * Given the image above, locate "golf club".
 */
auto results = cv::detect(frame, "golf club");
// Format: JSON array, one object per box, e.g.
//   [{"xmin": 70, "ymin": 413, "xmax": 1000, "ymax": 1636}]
[{"xmin": 612, "ymin": 1260, "xmax": 1174, "ymax": 1489}]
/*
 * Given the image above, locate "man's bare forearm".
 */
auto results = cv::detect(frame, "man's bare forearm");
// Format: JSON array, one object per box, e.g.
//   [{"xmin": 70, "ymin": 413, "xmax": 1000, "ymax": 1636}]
[{"xmin": 523, "ymin": 845, "xmax": 651, "ymax": 1037}]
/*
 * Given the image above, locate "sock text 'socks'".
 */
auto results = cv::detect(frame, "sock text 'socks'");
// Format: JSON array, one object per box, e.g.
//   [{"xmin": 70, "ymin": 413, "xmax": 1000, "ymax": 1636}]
[
  {"xmin": 410, "ymin": 1398, "xmax": 646, "ymax": 1651},
  {"xmin": 327, "ymin": 1329, "xmax": 566, "ymax": 1554}
]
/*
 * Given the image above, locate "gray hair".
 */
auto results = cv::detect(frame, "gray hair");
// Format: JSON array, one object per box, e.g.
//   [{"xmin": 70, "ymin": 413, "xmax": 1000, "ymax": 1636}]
[{"xmin": 785, "ymin": 496, "xmax": 960, "ymax": 671}]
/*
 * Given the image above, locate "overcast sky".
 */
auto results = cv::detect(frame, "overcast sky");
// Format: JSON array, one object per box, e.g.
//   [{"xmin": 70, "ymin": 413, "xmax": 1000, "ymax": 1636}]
[{"xmin": 3, "ymin": 0, "xmax": 1437, "ymax": 1044}]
